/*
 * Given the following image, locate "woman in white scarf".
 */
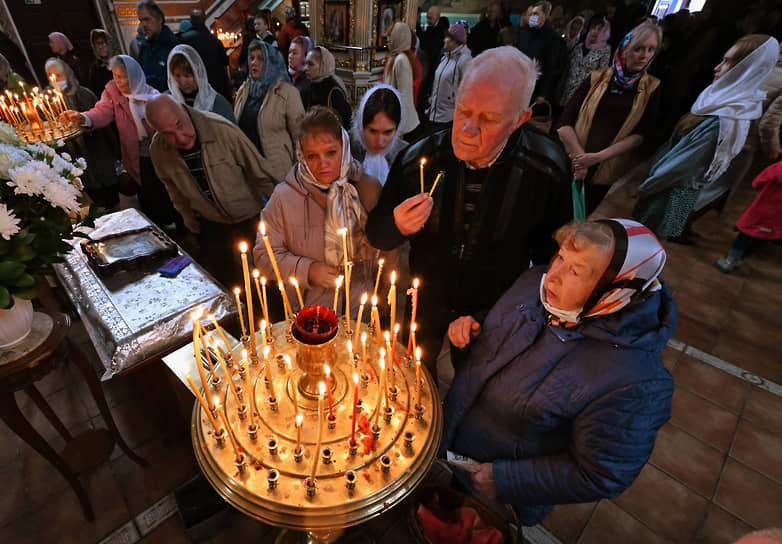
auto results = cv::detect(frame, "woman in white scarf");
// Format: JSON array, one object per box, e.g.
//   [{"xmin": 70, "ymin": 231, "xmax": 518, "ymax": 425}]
[
  {"xmin": 166, "ymin": 44, "xmax": 235, "ymax": 122},
  {"xmin": 351, "ymin": 84, "xmax": 408, "ymax": 185}
]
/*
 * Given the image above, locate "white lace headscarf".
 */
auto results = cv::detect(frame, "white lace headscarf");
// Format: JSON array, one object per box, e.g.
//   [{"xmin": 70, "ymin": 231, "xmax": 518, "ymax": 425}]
[
  {"xmin": 351, "ymin": 84, "xmax": 405, "ymax": 185},
  {"xmin": 691, "ymin": 37, "xmax": 779, "ymax": 183},
  {"xmin": 110, "ymin": 55, "xmax": 159, "ymax": 140},
  {"xmin": 166, "ymin": 44, "xmax": 218, "ymax": 113}
]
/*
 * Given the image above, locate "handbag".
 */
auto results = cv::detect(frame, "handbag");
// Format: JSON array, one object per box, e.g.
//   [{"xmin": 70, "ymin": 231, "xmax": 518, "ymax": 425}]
[{"xmin": 525, "ymin": 99, "xmax": 553, "ymax": 134}]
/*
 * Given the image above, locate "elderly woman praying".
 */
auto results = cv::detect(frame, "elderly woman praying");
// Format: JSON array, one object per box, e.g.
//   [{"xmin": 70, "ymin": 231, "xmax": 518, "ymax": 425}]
[{"xmin": 443, "ymin": 218, "xmax": 675, "ymax": 526}]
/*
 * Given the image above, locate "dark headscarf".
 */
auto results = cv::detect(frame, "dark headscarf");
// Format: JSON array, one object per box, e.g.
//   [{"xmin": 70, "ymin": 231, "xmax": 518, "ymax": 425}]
[{"xmin": 247, "ymin": 40, "xmax": 290, "ymax": 99}]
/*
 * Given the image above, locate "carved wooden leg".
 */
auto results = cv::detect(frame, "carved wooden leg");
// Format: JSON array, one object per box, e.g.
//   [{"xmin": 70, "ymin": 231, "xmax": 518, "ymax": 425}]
[
  {"xmin": 25, "ymin": 384, "xmax": 72, "ymax": 442},
  {"xmin": 0, "ymin": 391, "xmax": 95, "ymax": 521}
]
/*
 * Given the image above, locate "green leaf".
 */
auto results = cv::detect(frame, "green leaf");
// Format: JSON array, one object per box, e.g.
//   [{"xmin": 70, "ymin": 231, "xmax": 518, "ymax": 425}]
[
  {"xmin": 0, "ymin": 286, "xmax": 10, "ymax": 309},
  {"xmin": 0, "ymin": 260, "xmax": 25, "ymax": 281},
  {"xmin": 13, "ymin": 273, "xmax": 36, "ymax": 289},
  {"xmin": 10, "ymin": 245, "xmax": 36, "ymax": 262},
  {"xmin": 12, "ymin": 287, "xmax": 37, "ymax": 300}
]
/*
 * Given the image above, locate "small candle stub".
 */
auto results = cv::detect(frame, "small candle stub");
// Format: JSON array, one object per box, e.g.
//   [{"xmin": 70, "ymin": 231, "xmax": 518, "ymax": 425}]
[
  {"xmin": 305, "ymin": 477, "xmax": 317, "ymax": 497},
  {"xmin": 267, "ymin": 438, "xmax": 278, "ymax": 455},
  {"xmin": 322, "ymin": 447, "xmax": 333, "ymax": 464},
  {"xmin": 346, "ymin": 470, "xmax": 357, "ymax": 490},
  {"xmin": 267, "ymin": 469, "xmax": 279, "ymax": 490},
  {"xmin": 404, "ymin": 431, "xmax": 415, "ymax": 449},
  {"xmin": 381, "ymin": 455, "xmax": 391, "ymax": 473}
]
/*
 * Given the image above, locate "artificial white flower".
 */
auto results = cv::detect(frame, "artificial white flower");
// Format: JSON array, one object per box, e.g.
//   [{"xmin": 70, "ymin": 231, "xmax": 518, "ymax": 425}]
[
  {"xmin": 0, "ymin": 202, "xmax": 21, "ymax": 240},
  {"xmin": 0, "ymin": 122, "xmax": 22, "ymax": 146}
]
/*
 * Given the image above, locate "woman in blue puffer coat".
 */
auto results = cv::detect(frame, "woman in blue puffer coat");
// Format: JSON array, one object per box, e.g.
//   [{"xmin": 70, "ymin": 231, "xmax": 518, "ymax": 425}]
[{"xmin": 442, "ymin": 218, "xmax": 676, "ymax": 526}]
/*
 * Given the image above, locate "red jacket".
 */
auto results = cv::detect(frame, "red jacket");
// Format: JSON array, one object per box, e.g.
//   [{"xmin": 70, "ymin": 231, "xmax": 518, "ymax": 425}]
[{"xmin": 737, "ymin": 160, "xmax": 782, "ymax": 240}]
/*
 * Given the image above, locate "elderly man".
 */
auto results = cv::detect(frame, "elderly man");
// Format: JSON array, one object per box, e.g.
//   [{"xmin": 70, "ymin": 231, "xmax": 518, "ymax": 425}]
[
  {"xmin": 146, "ymin": 95, "xmax": 274, "ymax": 287},
  {"xmin": 136, "ymin": 0, "xmax": 178, "ymax": 91},
  {"xmin": 416, "ymin": 6, "xmax": 450, "ymax": 117},
  {"xmin": 516, "ymin": 0, "xmax": 566, "ymax": 105},
  {"xmin": 179, "ymin": 9, "xmax": 231, "ymax": 100},
  {"xmin": 468, "ymin": 1, "xmax": 503, "ymax": 56},
  {"xmin": 365, "ymin": 46, "xmax": 572, "ymax": 371}
]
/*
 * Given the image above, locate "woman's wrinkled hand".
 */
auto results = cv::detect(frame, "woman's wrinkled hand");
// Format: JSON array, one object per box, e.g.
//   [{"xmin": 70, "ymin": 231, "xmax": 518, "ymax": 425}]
[
  {"xmin": 308, "ymin": 262, "xmax": 340, "ymax": 289},
  {"xmin": 448, "ymin": 316, "xmax": 481, "ymax": 348},
  {"xmin": 60, "ymin": 110, "xmax": 84, "ymax": 125},
  {"xmin": 470, "ymin": 463, "xmax": 498, "ymax": 500}
]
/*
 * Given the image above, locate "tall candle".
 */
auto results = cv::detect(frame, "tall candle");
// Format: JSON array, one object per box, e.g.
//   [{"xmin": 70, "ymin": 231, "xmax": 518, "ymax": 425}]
[
  {"xmin": 253, "ymin": 270, "xmax": 270, "ymax": 328},
  {"xmin": 216, "ymin": 402, "xmax": 240, "ymax": 456},
  {"xmin": 192, "ymin": 311, "xmax": 211, "ymax": 410},
  {"xmin": 338, "ymin": 227, "xmax": 349, "ymax": 269},
  {"xmin": 278, "ymin": 281, "xmax": 294, "ymax": 325},
  {"xmin": 197, "ymin": 324, "xmax": 219, "ymax": 381},
  {"xmin": 384, "ymin": 331, "xmax": 393, "ymax": 389},
  {"xmin": 263, "ymin": 345, "xmax": 272, "ymax": 382},
  {"xmin": 208, "ymin": 336, "xmax": 241, "ymax": 404},
  {"xmin": 353, "ymin": 292, "xmax": 367, "ymax": 348},
  {"xmin": 419, "ymin": 158, "xmax": 426, "ymax": 193},
  {"xmin": 333, "ymin": 275, "xmax": 343, "ymax": 313},
  {"xmin": 260, "ymin": 277, "xmax": 270, "ymax": 327},
  {"xmin": 391, "ymin": 323, "xmax": 400, "ymax": 385},
  {"xmin": 260, "ymin": 319, "xmax": 267, "ymax": 349},
  {"xmin": 410, "ymin": 323, "xmax": 417, "ymax": 360},
  {"xmin": 374, "ymin": 353, "xmax": 386, "ymax": 427},
  {"xmin": 295, "ymin": 413, "xmax": 303, "ymax": 451},
  {"xmin": 239, "ymin": 242, "xmax": 256, "ymax": 359},
  {"xmin": 415, "ymin": 347, "xmax": 422, "ymax": 408},
  {"xmin": 428, "ymin": 170, "xmax": 444, "ymax": 196},
  {"xmin": 324, "ymin": 364, "xmax": 334, "ymax": 419},
  {"xmin": 406, "ymin": 278, "xmax": 420, "ymax": 359},
  {"xmin": 259, "ymin": 221, "xmax": 284, "ymax": 286},
  {"xmin": 233, "ymin": 288, "xmax": 247, "ymax": 339},
  {"xmin": 370, "ymin": 295, "xmax": 381, "ymax": 342},
  {"xmin": 388, "ymin": 271, "xmax": 397, "ymax": 337},
  {"xmin": 347, "ymin": 339, "xmax": 354, "ymax": 367},
  {"xmin": 208, "ymin": 314, "xmax": 236, "ymax": 362},
  {"xmin": 287, "ymin": 359, "xmax": 298, "ymax": 410},
  {"xmin": 372, "ymin": 259, "xmax": 384, "ymax": 299},
  {"xmin": 344, "ymin": 262, "xmax": 353, "ymax": 332},
  {"xmin": 311, "ymin": 381, "xmax": 326, "ymax": 480},
  {"xmin": 186, "ymin": 375, "xmax": 219, "ymax": 433},
  {"xmin": 361, "ymin": 332, "xmax": 367, "ymax": 362},
  {"xmin": 350, "ymin": 372, "xmax": 359, "ymax": 445},
  {"xmin": 290, "ymin": 277, "xmax": 304, "ymax": 310}
]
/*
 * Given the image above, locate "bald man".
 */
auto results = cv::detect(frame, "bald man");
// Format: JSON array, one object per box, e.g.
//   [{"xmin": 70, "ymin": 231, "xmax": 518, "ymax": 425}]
[
  {"xmin": 366, "ymin": 47, "xmax": 572, "ymax": 372},
  {"xmin": 416, "ymin": 5, "xmax": 450, "ymax": 118},
  {"xmin": 146, "ymin": 95, "xmax": 274, "ymax": 286}
]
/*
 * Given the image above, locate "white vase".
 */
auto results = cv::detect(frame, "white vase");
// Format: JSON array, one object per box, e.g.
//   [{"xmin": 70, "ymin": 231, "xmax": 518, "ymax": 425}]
[{"xmin": 0, "ymin": 296, "xmax": 34, "ymax": 348}]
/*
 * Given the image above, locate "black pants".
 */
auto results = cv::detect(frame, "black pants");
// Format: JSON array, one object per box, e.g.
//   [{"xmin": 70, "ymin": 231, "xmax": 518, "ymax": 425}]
[
  {"xmin": 139, "ymin": 155, "xmax": 178, "ymax": 227},
  {"xmin": 197, "ymin": 217, "xmax": 259, "ymax": 290}
]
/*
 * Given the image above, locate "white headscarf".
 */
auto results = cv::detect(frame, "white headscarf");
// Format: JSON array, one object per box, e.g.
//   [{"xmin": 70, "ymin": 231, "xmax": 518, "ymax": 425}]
[
  {"xmin": 166, "ymin": 44, "xmax": 218, "ymax": 113},
  {"xmin": 691, "ymin": 37, "xmax": 779, "ymax": 183},
  {"xmin": 113, "ymin": 54, "xmax": 159, "ymax": 140},
  {"xmin": 351, "ymin": 84, "xmax": 406, "ymax": 185},
  {"xmin": 296, "ymin": 127, "xmax": 374, "ymax": 267}
]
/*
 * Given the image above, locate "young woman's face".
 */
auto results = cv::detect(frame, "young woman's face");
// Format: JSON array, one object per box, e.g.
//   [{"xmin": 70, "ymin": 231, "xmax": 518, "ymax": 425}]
[
  {"xmin": 288, "ymin": 43, "xmax": 305, "ymax": 70},
  {"xmin": 623, "ymin": 34, "xmax": 658, "ymax": 73},
  {"xmin": 304, "ymin": 51, "xmax": 318, "ymax": 79},
  {"xmin": 569, "ymin": 19, "xmax": 584, "ymax": 38},
  {"xmin": 363, "ymin": 111, "xmax": 398, "ymax": 154},
  {"xmin": 714, "ymin": 45, "xmax": 738, "ymax": 81},
  {"xmin": 172, "ymin": 67, "xmax": 198, "ymax": 94},
  {"xmin": 587, "ymin": 23, "xmax": 604, "ymax": 43},
  {"xmin": 301, "ymin": 131, "xmax": 343, "ymax": 184},
  {"xmin": 112, "ymin": 67, "xmax": 131, "ymax": 94}
]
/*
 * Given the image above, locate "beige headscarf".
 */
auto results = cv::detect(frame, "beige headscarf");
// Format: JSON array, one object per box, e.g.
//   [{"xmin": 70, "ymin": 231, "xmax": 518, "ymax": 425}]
[{"xmin": 306, "ymin": 46, "xmax": 347, "ymax": 93}]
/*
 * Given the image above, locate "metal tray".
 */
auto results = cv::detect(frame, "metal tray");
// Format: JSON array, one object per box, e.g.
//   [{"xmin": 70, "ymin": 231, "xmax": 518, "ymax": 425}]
[{"xmin": 80, "ymin": 226, "xmax": 178, "ymax": 277}]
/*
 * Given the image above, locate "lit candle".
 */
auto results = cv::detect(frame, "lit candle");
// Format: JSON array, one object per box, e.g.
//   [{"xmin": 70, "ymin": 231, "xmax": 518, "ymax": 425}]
[
  {"xmin": 429, "ymin": 170, "xmax": 444, "ymax": 196},
  {"xmin": 253, "ymin": 270, "xmax": 270, "ymax": 328},
  {"xmin": 208, "ymin": 314, "xmax": 236, "ymax": 363},
  {"xmin": 239, "ymin": 242, "xmax": 257, "ymax": 359},
  {"xmin": 197, "ymin": 324, "xmax": 219, "ymax": 382},
  {"xmin": 353, "ymin": 292, "xmax": 367, "ymax": 348},
  {"xmin": 374, "ymin": 353, "xmax": 386, "ymax": 427},
  {"xmin": 372, "ymin": 259, "xmax": 385, "ymax": 300},
  {"xmin": 370, "ymin": 295, "xmax": 381, "ymax": 342},
  {"xmin": 233, "ymin": 287, "xmax": 247, "ymax": 339},
  {"xmin": 207, "ymin": 336, "xmax": 241, "ymax": 404},
  {"xmin": 192, "ymin": 311, "xmax": 212, "ymax": 410},
  {"xmin": 296, "ymin": 413, "xmax": 303, "ymax": 452},
  {"xmin": 384, "ymin": 331, "xmax": 394, "ymax": 389},
  {"xmin": 311, "ymin": 381, "xmax": 326, "ymax": 480},
  {"xmin": 278, "ymin": 281, "xmax": 294, "ymax": 325},
  {"xmin": 415, "ymin": 347, "xmax": 422, "ymax": 408},
  {"xmin": 350, "ymin": 372, "xmax": 359, "ymax": 445},
  {"xmin": 361, "ymin": 332, "xmax": 367, "ymax": 362},
  {"xmin": 185, "ymin": 375, "xmax": 219, "ymax": 433},
  {"xmin": 388, "ymin": 271, "xmax": 397, "ymax": 337},
  {"xmin": 406, "ymin": 278, "xmax": 420, "ymax": 359},
  {"xmin": 324, "ymin": 364, "xmax": 334, "ymax": 419},
  {"xmin": 290, "ymin": 276, "xmax": 304, "ymax": 310},
  {"xmin": 347, "ymin": 339, "xmax": 354, "ymax": 368},
  {"xmin": 260, "ymin": 277, "xmax": 270, "ymax": 327},
  {"xmin": 260, "ymin": 319, "xmax": 267, "ymax": 349},
  {"xmin": 259, "ymin": 221, "xmax": 284, "ymax": 286},
  {"xmin": 419, "ymin": 158, "xmax": 426, "ymax": 193},
  {"xmin": 344, "ymin": 261, "xmax": 353, "ymax": 332},
  {"xmin": 263, "ymin": 345, "xmax": 272, "ymax": 382},
  {"xmin": 216, "ymin": 401, "xmax": 240, "ymax": 457},
  {"xmin": 410, "ymin": 323, "xmax": 417, "ymax": 359},
  {"xmin": 333, "ymin": 275, "xmax": 344, "ymax": 313},
  {"xmin": 391, "ymin": 323, "xmax": 400, "ymax": 376},
  {"xmin": 338, "ymin": 227, "xmax": 349, "ymax": 270}
]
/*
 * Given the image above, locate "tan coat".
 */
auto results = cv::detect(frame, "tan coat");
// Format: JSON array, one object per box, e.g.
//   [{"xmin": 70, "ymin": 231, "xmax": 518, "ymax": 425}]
[
  {"xmin": 253, "ymin": 165, "xmax": 398, "ymax": 313},
  {"xmin": 234, "ymin": 78, "xmax": 305, "ymax": 184},
  {"xmin": 149, "ymin": 106, "xmax": 274, "ymax": 231}
]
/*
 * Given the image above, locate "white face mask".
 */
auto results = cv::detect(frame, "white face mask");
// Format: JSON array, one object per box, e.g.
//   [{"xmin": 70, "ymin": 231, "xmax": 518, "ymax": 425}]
[
  {"xmin": 529, "ymin": 15, "xmax": 540, "ymax": 28},
  {"xmin": 57, "ymin": 79, "xmax": 68, "ymax": 90}
]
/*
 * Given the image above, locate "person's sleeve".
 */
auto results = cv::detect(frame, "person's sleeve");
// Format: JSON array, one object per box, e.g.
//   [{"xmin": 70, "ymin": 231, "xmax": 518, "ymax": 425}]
[
  {"xmin": 150, "ymin": 145, "xmax": 198, "ymax": 230},
  {"xmin": 332, "ymin": 89, "xmax": 353, "ymax": 130},
  {"xmin": 556, "ymin": 76, "xmax": 590, "ymax": 130},
  {"xmin": 759, "ymin": 93, "xmax": 782, "ymax": 158},
  {"xmin": 253, "ymin": 192, "xmax": 316, "ymax": 290},
  {"xmin": 597, "ymin": 46, "xmax": 610, "ymax": 70},
  {"xmin": 633, "ymin": 85, "xmax": 661, "ymax": 138},
  {"xmin": 82, "ymin": 87, "xmax": 116, "ymax": 129},
  {"xmin": 365, "ymin": 154, "xmax": 411, "ymax": 251},
  {"xmin": 232, "ymin": 126, "xmax": 276, "ymax": 199},
  {"xmin": 214, "ymin": 95, "xmax": 236, "ymax": 123},
  {"xmin": 286, "ymin": 86, "xmax": 305, "ymax": 152},
  {"xmin": 493, "ymin": 379, "xmax": 672, "ymax": 505}
]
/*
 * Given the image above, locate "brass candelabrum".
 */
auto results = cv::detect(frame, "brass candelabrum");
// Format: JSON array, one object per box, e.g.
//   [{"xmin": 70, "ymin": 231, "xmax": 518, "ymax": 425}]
[{"xmin": 191, "ymin": 310, "xmax": 442, "ymax": 544}]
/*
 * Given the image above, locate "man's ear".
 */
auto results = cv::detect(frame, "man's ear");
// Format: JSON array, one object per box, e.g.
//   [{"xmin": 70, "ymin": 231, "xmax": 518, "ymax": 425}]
[{"xmin": 515, "ymin": 108, "xmax": 533, "ymax": 130}]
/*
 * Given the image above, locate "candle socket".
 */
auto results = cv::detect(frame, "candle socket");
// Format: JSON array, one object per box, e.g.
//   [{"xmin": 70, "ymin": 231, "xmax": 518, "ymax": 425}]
[
  {"xmin": 389, "ymin": 385, "xmax": 399, "ymax": 401},
  {"xmin": 405, "ymin": 356, "xmax": 413, "ymax": 369},
  {"xmin": 235, "ymin": 385, "xmax": 244, "ymax": 402},
  {"xmin": 241, "ymin": 336, "xmax": 251, "ymax": 353},
  {"xmin": 294, "ymin": 446, "xmax": 303, "ymax": 462},
  {"xmin": 327, "ymin": 414, "xmax": 336, "ymax": 430},
  {"xmin": 275, "ymin": 354, "xmax": 287, "ymax": 369},
  {"xmin": 209, "ymin": 375, "xmax": 221, "ymax": 389},
  {"xmin": 371, "ymin": 423, "xmax": 381, "ymax": 441},
  {"xmin": 345, "ymin": 470, "xmax": 357, "ymax": 490},
  {"xmin": 322, "ymin": 447, "xmax": 333, "ymax": 464},
  {"xmin": 234, "ymin": 454, "xmax": 246, "ymax": 473},
  {"xmin": 344, "ymin": 327, "xmax": 354, "ymax": 338},
  {"xmin": 267, "ymin": 469, "xmax": 279, "ymax": 490},
  {"xmin": 224, "ymin": 354, "xmax": 234, "ymax": 368},
  {"xmin": 237, "ymin": 404, "xmax": 248, "ymax": 420},
  {"xmin": 248, "ymin": 424, "xmax": 259, "ymax": 441},
  {"xmin": 380, "ymin": 455, "xmax": 391, "ymax": 473},
  {"xmin": 361, "ymin": 373, "xmax": 370, "ymax": 389},
  {"xmin": 356, "ymin": 398, "xmax": 364, "ymax": 413},
  {"xmin": 268, "ymin": 396, "xmax": 278, "ymax": 411},
  {"xmin": 404, "ymin": 431, "xmax": 415, "ymax": 449},
  {"xmin": 267, "ymin": 438, "xmax": 278, "ymax": 456},
  {"xmin": 267, "ymin": 333, "xmax": 276, "ymax": 345},
  {"xmin": 305, "ymin": 477, "xmax": 317, "ymax": 497},
  {"xmin": 383, "ymin": 405, "xmax": 393, "ymax": 422},
  {"xmin": 415, "ymin": 404, "xmax": 425, "ymax": 420},
  {"xmin": 264, "ymin": 376, "xmax": 273, "ymax": 390},
  {"xmin": 353, "ymin": 354, "xmax": 360, "ymax": 368},
  {"xmin": 249, "ymin": 353, "xmax": 260, "ymax": 365},
  {"xmin": 237, "ymin": 365, "xmax": 247, "ymax": 381},
  {"xmin": 214, "ymin": 428, "xmax": 226, "ymax": 448},
  {"xmin": 348, "ymin": 440, "xmax": 358, "ymax": 456},
  {"xmin": 285, "ymin": 330, "xmax": 294, "ymax": 343}
]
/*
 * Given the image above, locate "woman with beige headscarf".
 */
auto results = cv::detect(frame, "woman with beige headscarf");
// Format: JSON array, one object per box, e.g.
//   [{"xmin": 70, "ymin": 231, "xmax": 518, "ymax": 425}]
[
  {"xmin": 304, "ymin": 46, "xmax": 352, "ymax": 129},
  {"xmin": 384, "ymin": 22, "xmax": 420, "ymax": 139}
]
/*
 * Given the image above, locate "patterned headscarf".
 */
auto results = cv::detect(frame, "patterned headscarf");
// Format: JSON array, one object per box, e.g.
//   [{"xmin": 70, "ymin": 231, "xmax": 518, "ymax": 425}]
[
  {"xmin": 610, "ymin": 27, "xmax": 652, "ymax": 92},
  {"xmin": 295, "ymin": 127, "xmax": 374, "ymax": 267},
  {"xmin": 247, "ymin": 40, "xmax": 290, "ymax": 99},
  {"xmin": 541, "ymin": 219, "xmax": 666, "ymax": 326}
]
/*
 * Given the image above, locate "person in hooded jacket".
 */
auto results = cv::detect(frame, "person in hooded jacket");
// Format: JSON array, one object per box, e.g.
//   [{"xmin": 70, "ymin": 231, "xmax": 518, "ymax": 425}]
[
  {"xmin": 443, "ymin": 218, "xmax": 675, "ymax": 527},
  {"xmin": 384, "ymin": 22, "xmax": 421, "ymax": 140},
  {"xmin": 427, "ymin": 23, "xmax": 472, "ymax": 131},
  {"xmin": 253, "ymin": 106, "xmax": 397, "ymax": 319},
  {"xmin": 303, "ymin": 46, "xmax": 352, "ymax": 129},
  {"xmin": 166, "ymin": 44, "xmax": 234, "ymax": 122},
  {"xmin": 351, "ymin": 84, "xmax": 408, "ymax": 186},
  {"xmin": 48, "ymin": 32, "xmax": 89, "ymax": 85}
]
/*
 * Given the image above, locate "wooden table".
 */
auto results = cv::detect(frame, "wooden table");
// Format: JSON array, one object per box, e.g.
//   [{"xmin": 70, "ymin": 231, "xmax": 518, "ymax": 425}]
[{"xmin": 0, "ymin": 311, "xmax": 147, "ymax": 520}]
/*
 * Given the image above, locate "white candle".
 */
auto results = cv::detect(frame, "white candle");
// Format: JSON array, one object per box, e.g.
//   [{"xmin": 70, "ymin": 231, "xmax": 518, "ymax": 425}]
[
  {"xmin": 311, "ymin": 381, "xmax": 326, "ymax": 480},
  {"xmin": 388, "ymin": 271, "xmax": 397, "ymax": 338},
  {"xmin": 333, "ymin": 275, "xmax": 344, "ymax": 313},
  {"xmin": 354, "ymin": 292, "xmax": 367, "ymax": 349},
  {"xmin": 239, "ymin": 242, "xmax": 256, "ymax": 359},
  {"xmin": 372, "ymin": 258, "xmax": 384, "ymax": 300},
  {"xmin": 290, "ymin": 276, "xmax": 304, "ymax": 310}
]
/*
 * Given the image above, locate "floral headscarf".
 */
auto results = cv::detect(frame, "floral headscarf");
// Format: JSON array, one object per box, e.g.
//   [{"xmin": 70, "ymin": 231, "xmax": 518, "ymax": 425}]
[
  {"xmin": 247, "ymin": 40, "xmax": 290, "ymax": 99},
  {"xmin": 610, "ymin": 26, "xmax": 653, "ymax": 92}
]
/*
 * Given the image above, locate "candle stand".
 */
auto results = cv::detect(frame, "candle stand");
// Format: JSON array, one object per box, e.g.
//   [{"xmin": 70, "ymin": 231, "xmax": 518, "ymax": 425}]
[
  {"xmin": 191, "ymin": 309, "xmax": 442, "ymax": 544},
  {"xmin": 14, "ymin": 120, "xmax": 82, "ymax": 145}
]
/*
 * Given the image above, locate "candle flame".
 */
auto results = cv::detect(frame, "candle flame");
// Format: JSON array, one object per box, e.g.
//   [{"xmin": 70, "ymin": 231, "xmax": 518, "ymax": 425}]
[
  {"xmin": 242, "ymin": 349, "xmax": 248, "ymax": 358},
  {"xmin": 278, "ymin": 281, "xmax": 284, "ymax": 290},
  {"xmin": 264, "ymin": 345, "xmax": 271, "ymax": 358},
  {"xmin": 379, "ymin": 357, "xmax": 385, "ymax": 370},
  {"xmin": 411, "ymin": 322, "xmax": 417, "ymax": 332},
  {"xmin": 296, "ymin": 413, "xmax": 303, "ymax": 426},
  {"xmin": 378, "ymin": 258, "xmax": 384, "ymax": 266},
  {"xmin": 213, "ymin": 397, "xmax": 220, "ymax": 408},
  {"xmin": 319, "ymin": 381, "xmax": 326, "ymax": 396},
  {"xmin": 413, "ymin": 278, "xmax": 420, "ymax": 288},
  {"xmin": 290, "ymin": 277, "xmax": 299, "ymax": 287},
  {"xmin": 394, "ymin": 323, "xmax": 400, "ymax": 333},
  {"xmin": 384, "ymin": 331, "xmax": 390, "ymax": 341},
  {"xmin": 260, "ymin": 319, "xmax": 267, "ymax": 331},
  {"xmin": 336, "ymin": 275, "xmax": 344, "ymax": 288},
  {"xmin": 338, "ymin": 227, "xmax": 347, "ymax": 235},
  {"xmin": 239, "ymin": 241, "xmax": 248, "ymax": 253},
  {"xmin": 420, "ymin": 158, "xmax": 426, "ymax": 166},
  {"xmin": 259, "ymin": 221, "xmax": 266, "ymax": 235},
  {"xmin": 371, "ymin": 295, "xmax": 378, "ymax": 306},
  {"xmin": 324, "ymin": 364, "xmax": 331, "ymax": 376},
  {"xmin": 347, "ymin": 339, "xmax": 353, "ymax": 353},
  {"xmin": 391, "ymin": 271, "xmax": 396, "ymax": 285},
  {"xmin": 380, "ymin": 347, "xmax": 386, "ymax": 358},
  {"xmin": 233, "ymin": 287, "xmax": 241, "ymax": 295},
  {"xmin": 252, "ymin": 269, "xmax": 259, "ymax": 278},
  {"xmin": 416, "ymin": 347, "xmax": 422, "ymax": 361},
  {"xmin": 261, "ymin": 276, "xmax": 267, "ymax": 286},
  {"xmin": 353, "ymin": 372, "xmax": 359, "ymax": 384},
  {"xmin": 360, "ymin": 292, "xmax": 368, "ymax": 304},
  {"xmin": 361, "ymin": 332, "xmax": 367, "ymax": 343},
  {"xmin": 191, "ymin": 307, "xmax": 203, "ymax": 320}
]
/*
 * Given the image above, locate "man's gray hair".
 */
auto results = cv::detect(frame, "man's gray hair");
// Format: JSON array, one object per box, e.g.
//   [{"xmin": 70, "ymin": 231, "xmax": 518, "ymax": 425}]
[
  {"xmin": 533, "ymin": 0, "xmax": 552, "ymax": 16},
  {"xmin": 459, "ymin": 46, "xmax": 539, "ymax": 117}
]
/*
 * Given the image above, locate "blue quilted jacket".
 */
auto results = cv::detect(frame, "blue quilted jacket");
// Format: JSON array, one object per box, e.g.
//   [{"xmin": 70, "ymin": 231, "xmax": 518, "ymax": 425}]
[{"xmin": 442, "ymin": 266, "xmax": 675, "ymax": 525}]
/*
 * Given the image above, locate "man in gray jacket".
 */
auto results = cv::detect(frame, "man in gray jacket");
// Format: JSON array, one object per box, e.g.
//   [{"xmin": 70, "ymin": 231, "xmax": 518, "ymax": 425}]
[{"xmin": 146, "ymin": 94, "xmax": 274, "ymax": 286}]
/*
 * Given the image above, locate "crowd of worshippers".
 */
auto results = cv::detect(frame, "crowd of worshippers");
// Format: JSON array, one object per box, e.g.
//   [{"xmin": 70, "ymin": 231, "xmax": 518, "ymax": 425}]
[{"xmin": 2, "ymin": 0, "xmax": 782, "ymax": 528}]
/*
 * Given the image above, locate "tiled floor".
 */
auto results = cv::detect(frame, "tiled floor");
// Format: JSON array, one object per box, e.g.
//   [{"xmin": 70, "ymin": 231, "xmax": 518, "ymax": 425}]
[{"xmin": 1, "ymin": 160, "xmax": 781, "ymax": 543}]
